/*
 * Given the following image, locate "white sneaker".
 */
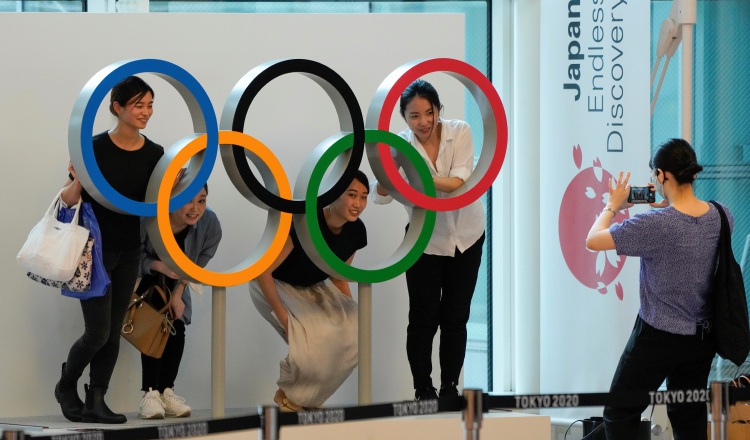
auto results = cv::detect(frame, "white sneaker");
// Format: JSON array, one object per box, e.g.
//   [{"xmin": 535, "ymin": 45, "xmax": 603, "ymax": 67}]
[
  {"xmin": 161, "ymin": 387, "xmax": 191, "ymax": 418},
  {"xmin": 139, "ymin": 388, "xmax": 165, "ymax": 419}
]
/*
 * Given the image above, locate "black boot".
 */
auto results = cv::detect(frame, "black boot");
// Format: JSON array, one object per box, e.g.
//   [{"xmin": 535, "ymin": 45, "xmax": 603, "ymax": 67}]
[
  {"xmin": 80, "ymin": 384, "xmax": 126, "ymax": 424},
  {"xmin": 54, "ymin": 362, "xmax": 83, "ymax": 422}
]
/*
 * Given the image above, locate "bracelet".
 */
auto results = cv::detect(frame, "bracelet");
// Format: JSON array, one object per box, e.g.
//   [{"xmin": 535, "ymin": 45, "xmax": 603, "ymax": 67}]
[{"xmin": 602, "ymin": 207, "xmax": 617, "ymax": 218}]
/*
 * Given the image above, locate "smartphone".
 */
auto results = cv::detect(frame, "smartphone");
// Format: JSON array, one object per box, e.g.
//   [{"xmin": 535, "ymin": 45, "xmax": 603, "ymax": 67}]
[{"xmin": 628, "ymin": 186, "xmax": 655, "ymax": 204}]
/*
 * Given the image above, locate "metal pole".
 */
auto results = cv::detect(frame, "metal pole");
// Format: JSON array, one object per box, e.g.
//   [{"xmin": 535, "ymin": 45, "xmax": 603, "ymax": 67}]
[
  {"xmin": 462, "ymin": 389, "xmax": 483, "ymax": 440},
  {"xmin": 212, "ymin": 286, "xmax": 226, "ymax": 418},
  {"xmin": 710, "ymin": 381, "xmax": 729, "ymax": 440},
  {"xmin": 681, "ymin": 22, "xmax": 693, "ymax": 144},
  {"xmin": 358, "ymin": 283, "xmax": 372, "ymax": 405},
  {"xmin": 259, "ymin": 405, "xmax": 279, "ymax": 440}
]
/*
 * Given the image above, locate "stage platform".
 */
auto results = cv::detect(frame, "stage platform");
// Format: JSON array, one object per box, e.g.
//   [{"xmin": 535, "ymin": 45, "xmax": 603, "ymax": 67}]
[{"xmin": 1, "ymin": 408, "xmax": 551, "ymax": 439}]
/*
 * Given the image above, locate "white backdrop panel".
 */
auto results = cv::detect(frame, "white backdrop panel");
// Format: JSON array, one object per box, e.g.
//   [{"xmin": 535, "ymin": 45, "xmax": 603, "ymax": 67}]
[{"xmin": 0, "ymin": 12, "xmax": 465, "ymax": 417}]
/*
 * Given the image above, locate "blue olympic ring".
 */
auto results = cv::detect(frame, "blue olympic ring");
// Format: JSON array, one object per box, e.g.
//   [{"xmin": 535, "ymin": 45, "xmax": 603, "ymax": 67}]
[{"xmin": 69, "ymin": 59, "xmax": 218, "ymax": 216}]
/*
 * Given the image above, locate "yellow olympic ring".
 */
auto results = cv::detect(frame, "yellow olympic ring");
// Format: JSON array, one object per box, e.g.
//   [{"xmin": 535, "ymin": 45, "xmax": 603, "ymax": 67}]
[{"xmin": 146, "ymin": 131, "xmax": 292, "ymax": 287}]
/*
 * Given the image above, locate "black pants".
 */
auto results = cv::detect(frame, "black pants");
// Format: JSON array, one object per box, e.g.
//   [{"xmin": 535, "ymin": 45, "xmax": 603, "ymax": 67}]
[
  {"xmin": 63, "ymin": 247, "xmax": 141, "ymax": 389},
  {"xmin": 604, "ymin": 316, "xmax": 716, "ymax": 440},
  {"xmin": 141, "ymin": 319, "xmax": 186, "ymax": 392},
  {"xmin": 405, "ymin": 233, "xmax": 485, "ymax": 390}
]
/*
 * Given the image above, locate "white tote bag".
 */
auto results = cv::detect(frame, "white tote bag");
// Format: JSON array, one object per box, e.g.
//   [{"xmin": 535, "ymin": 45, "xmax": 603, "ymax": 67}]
[{"xmin": 17, "ymin": 188, "xmax": 90, "ymax": 282}]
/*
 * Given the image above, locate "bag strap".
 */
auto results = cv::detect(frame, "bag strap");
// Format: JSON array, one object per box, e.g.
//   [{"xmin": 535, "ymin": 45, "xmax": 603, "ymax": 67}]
[
  {"xmin": 45, "ymin": 189, "xmax": 64, "ymax": 219},
  {"xmin": 122, "ymin": 295, "xmax": 140, "ymax": 334},
  {"xmin": 134, "ymin": 273, "xmax": 173, "ymax": 314},
  {"xmin": 49, "ymin": 188, "xmax": 83, "ymax": 226},
  {"xmin": 149, "ymin": 285, "xmax": 172, "ymax": 315},
  {"xmin": 158, "ymin": 273, "xmax": 173, "ymax": 310},
  {"xmin": 153, "ymin": 275, "xmax": 176, "ymax": 334},
  {"xmin": 708, "ymin": 200, "xmax": 732, "ymax": 249},
  {"xmin": 708, "ymin": 200, "xmax": 736, "ymax": 281}
]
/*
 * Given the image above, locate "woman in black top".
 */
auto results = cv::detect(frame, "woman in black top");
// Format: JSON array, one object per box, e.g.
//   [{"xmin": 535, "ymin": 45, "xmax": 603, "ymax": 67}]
[
  {"xmin": 57, "ymin": 76, "xmax": 164, "ymax": 424},
  {"xmin": 249, "ymin": 171, "xmax": 369, "ymax": 411}
]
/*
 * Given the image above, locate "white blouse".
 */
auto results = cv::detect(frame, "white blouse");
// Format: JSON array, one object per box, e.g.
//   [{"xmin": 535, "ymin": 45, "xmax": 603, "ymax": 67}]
[{"xmin": 371, "ymin": 118, "xmax": 485, "ymax": 256}]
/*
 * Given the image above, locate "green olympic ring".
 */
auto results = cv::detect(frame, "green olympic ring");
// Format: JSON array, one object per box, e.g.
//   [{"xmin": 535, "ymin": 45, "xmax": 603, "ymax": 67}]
[{"xmin": 293, "ymin": 129, "xmax": 436, "ymax": 283}]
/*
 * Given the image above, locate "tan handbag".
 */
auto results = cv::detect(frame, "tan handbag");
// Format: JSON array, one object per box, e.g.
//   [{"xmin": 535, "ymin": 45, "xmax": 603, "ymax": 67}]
[{"xmin": 121, "ymin": 276, "xmax": 176, "ymax": 359}]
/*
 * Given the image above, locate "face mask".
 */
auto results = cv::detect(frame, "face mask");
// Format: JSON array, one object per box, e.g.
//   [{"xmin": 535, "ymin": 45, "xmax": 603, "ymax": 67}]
[{"xmin": 651, "ymin": 174, "xmax": 666, "ymax": 199}]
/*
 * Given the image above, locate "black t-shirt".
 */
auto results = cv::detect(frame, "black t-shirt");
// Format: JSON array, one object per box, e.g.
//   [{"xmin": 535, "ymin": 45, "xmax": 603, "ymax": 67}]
[
  {"xmin": 272, "ymin": 210, "xmax": 367, "ymax": 287},
  {"xmin": 81, "ymin": 131, "xmax": 164, "ymax": 252}
]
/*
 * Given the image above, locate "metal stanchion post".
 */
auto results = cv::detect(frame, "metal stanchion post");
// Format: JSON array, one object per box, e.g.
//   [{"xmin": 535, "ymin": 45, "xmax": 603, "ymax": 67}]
[
  {"xmin": 259, "ymin": 405, "xmax": 279, "ymax": 440},
  {"xmin": 462, "ymin": 388, "xmax": 483, "ymax": 440},
  {"xmin": 358, "ymin": 282, "xmax": 372, "ymax": 405},
  {"xmin": 212, "ymin": 286, "xmax": 226, "ymax": 418},
  {"xmin": 710, "ymin": 381, "xmax": 729, "ymax": 440}
]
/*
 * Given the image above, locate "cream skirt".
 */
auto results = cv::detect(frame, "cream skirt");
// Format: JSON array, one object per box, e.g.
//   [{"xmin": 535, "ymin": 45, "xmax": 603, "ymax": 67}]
[{"xmin": 249, "ymin": 279, "xmax": 358, "ymax": 408}]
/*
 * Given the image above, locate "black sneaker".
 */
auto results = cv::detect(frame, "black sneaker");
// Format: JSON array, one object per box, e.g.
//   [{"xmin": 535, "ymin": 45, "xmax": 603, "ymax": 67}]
[
  {"xmin": 415, "ymin": 387, "xmax": 438, "ymax": 401},
  {"xmin": 439, "ymin": 383, "xmax": 460, "ymax": 399}
]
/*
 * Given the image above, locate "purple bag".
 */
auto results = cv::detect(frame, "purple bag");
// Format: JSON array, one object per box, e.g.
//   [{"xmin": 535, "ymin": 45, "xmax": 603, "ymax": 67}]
[{"xmin": 57, "ymin": 203, "xmax": 110, "ymax": 299}]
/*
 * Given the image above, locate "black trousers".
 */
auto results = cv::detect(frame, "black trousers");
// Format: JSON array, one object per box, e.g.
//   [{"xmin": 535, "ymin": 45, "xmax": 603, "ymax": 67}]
[
  {"xmin": 405, "ymin": 233, "xmax": 485, "ymax": 390},
  {"xmin": 141, "ymin": 319, "xmax": 186, "ymax": 393},
  {"xmin": 604, "ymin": 316, "xmax": 716, "ymax": 440},
  {"xmin": 63, "ymin": 247, "xmax": 141, "ymax": 389}
]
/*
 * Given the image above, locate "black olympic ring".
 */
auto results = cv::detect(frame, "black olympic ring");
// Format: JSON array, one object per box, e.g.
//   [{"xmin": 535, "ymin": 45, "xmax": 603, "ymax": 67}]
[{"xmin": 220, "ymin": 59, "xmax": 365, "ymax": 214}]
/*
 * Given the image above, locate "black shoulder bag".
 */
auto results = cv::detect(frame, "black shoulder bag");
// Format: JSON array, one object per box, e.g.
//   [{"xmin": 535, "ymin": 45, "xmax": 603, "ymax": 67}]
[{"xmin": 709, "ymin": 200, "xmax": 750, "ymax": 366}]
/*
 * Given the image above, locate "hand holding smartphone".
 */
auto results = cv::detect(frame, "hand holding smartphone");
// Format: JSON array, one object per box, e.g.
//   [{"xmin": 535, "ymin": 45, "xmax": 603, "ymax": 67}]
[{"xmin": 628, "ymin": 186, "xmax": 655, "ymax": 204}]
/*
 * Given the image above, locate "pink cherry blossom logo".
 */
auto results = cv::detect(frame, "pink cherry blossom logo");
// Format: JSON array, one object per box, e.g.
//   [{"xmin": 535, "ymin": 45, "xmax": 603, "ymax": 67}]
[{"xmin": 558, "ymin": 144, "xmax": 628, "ymax": 300}]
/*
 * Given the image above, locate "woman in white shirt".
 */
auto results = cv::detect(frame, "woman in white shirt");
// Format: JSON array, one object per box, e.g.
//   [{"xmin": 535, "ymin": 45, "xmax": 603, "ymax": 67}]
[{"xmin": 373, "ymin": 79, "xmax": 485, "ymax": 401}]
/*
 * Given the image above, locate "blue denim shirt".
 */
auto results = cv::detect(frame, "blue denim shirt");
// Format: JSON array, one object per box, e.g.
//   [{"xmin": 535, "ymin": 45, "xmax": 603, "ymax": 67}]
[{"xmin": 140, "ymin": 209, "xmax": 222, "ymax": 325}]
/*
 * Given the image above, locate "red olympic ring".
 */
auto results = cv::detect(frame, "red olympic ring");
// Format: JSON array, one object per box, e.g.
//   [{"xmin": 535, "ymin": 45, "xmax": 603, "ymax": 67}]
[{"xmin": 366, "ymin": 58, "xmax": 508, "ymax": 212}]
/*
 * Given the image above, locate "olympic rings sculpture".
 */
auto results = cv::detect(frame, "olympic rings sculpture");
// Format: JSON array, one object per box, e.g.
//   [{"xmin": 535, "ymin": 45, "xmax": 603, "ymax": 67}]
[{"xmin": 68, "ymin": 58, "xmax": 507, "ymax": 287}]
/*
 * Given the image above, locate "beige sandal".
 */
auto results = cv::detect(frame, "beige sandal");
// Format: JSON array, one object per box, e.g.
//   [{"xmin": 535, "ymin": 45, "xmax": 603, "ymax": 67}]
[{"xmin": 274, "ymin": 389, "xmax": 303, "ymax": 412}]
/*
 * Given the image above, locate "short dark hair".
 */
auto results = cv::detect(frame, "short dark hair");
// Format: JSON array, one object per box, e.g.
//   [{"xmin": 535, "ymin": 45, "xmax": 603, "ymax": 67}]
[
  {"xmin": 399, "ymin": 79, "xmax": 442, "ymax": 119},
  {"xmin": 109, "ymin": 76, "xmax": 154, "ymax": 116},
  {"xmin": 649, "ymin": 138, "xmax": 703, "ymax": 185}
]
